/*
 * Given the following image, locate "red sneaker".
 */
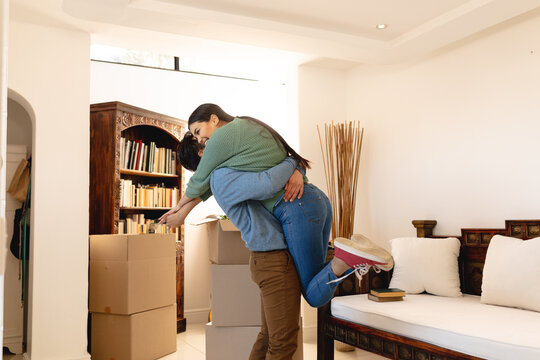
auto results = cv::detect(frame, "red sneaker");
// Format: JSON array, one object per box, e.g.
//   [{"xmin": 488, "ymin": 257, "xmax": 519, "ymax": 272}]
[
  {"xmin": 334, "ymin": 244, "xmax": 387, "ymax": 268},
  {"xmin": 334, "ymin": 235, "xmax": 393, "ymax": 271},
  {"xmin": 328, "ymin": 235, "xmax": 394, "ymax": 284}
]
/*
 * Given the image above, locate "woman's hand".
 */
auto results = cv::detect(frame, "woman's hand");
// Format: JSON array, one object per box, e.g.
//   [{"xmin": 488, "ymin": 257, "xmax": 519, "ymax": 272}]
[
  {"xmin": 158, "ymin": 203, "xmax": 181, "ymax": 223},
  {"xmin": 159, "ymin": 197, "xmax": 202, "ymax": 227},
  {"xmin": 162, "ymin": 205, "xmax": 191, "ymax": 227},
  {"xmin": 283, "ymin": 169, "xmax": 304, "ymax": 202}
]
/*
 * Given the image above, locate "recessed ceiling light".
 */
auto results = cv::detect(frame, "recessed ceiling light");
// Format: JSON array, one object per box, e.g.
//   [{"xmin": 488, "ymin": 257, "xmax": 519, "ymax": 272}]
[{"xmin": 376, "ymin": 24, "xmax": 387, "ymax": 30}]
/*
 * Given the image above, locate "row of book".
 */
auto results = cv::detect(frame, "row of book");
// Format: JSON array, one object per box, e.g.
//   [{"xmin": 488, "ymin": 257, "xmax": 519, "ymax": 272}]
[
  {"xmin": 368, "ymin": 288, "xmax": 405, "ymax": 302},
  {"xmin": 118, "ymin": 214, "xmax": 178, "ymax": 235},
  {"xmin": 120, "ymin": 137, "xmax": 177, "ymax": 175},
  {"xmin": 120, "ymin": 179, "xmax": 179, "ymax": 208}
]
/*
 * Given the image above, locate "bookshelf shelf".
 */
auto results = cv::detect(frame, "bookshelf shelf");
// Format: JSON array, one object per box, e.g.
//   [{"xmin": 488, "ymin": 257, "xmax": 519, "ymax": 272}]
[
  {"xmin": 90, "ymin": 101, "xmax": 187, "ymax": 333},
  {"xmin": 120, "ymin": 169, "xmax": 179, "ymax": 178},
  {"xmin": 121, "ymin": 207, "xmax": 173, "ymax": 211}
]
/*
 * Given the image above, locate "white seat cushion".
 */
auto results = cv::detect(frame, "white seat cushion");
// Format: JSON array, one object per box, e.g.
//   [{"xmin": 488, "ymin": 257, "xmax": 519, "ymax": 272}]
[{"xmin": 331, "ymin": 294, "xmax": 540, "ymax": 360}]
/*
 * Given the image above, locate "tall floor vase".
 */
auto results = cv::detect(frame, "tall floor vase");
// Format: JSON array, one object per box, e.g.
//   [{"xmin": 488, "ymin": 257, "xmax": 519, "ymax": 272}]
[{"xmin": 318, "ymin": 121, "xmax": 364, "ymax": 352}]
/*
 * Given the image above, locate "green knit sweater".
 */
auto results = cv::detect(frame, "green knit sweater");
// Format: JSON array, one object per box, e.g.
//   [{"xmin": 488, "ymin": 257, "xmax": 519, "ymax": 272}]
[{"xmin": 185, "ymin": 117, "xmax": 287, "ymax": 211}]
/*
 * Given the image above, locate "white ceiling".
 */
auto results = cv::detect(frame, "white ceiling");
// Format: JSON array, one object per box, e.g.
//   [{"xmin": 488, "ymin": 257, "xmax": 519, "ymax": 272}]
[
  {"xmin": 12, "ymin": 0, "xmax": 540, "ymax": 66},
  {"xmin": 147, "ymin": 0, "xmax": 474, "ymax": 42}
]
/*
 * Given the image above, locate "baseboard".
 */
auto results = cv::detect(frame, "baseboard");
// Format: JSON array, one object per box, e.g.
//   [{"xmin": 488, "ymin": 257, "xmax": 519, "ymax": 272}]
[
  {"xmin": 22, "ymin": 352, "xmax": 91, "ymax": 360},
  {"xmin": 3, "ymin": 338, "xmax": 23, "ymax": 355},
  {"xmin": 184, "ymin": 307, "xmax": 211, "ymax": 324},
  {"xmin": 69, "ymin": 355, "xmax": 91, "ymax": 360},
  {"xmin": 3, "ymin": 329, "xmax": 23, "ymax": 354},
  {"xmin": 302, "ymin": 324, "xmax": 317, "ymax": 342}
]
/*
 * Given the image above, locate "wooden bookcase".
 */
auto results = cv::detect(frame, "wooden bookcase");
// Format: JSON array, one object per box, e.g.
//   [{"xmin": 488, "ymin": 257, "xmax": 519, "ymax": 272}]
[{"xmin": 89, "ymin": 101, "xmax": 187, "ymax": 332}]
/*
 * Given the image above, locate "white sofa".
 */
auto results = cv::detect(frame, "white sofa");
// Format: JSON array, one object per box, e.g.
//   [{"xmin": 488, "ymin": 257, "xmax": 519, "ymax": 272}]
[{"xmin": 318, "ymin": 219, "xmax": 540, "ymax": 360}]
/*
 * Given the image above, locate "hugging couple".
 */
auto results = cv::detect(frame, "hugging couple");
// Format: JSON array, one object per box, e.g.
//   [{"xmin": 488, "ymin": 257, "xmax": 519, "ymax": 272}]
[{"xmin": 159, "ymin": 103, "xmax": 393, "ymax": 360}]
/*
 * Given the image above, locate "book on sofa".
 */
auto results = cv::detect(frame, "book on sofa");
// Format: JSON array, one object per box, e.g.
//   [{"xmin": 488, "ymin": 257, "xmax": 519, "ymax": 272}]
[
  {"xmin": 370, "ymin": 288, "xmax": 405, "ymax": 298},
  {"xmin": 367, "ymin": 294, "xmax": 404, "ymax": 302}
]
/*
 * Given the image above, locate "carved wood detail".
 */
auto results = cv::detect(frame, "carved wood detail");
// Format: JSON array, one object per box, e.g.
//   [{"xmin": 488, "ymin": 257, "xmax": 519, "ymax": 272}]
[
  {"xmin": 412, "ymin": 220, "xmax": 437, "ymax": 238},
  {"xmin": 119, "ymin": 112, "xmax": 183, "ymax": 140},
  {"xmin": 322, "ymin": 316, "xmax": 483, "ymax": 360}
]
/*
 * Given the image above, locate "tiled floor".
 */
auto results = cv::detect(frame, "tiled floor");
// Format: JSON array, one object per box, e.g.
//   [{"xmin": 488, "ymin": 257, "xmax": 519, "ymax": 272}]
[
  {"xmin": 160, "ymin": 322, "xmax": 386, "ymax": 360},
  {"xmin": 3, "ymin": 323, "xmax": 386, "ymax": 359}
]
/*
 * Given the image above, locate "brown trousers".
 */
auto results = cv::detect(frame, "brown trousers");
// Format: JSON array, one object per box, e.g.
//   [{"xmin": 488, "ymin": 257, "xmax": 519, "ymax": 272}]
[{"xmin": 249, "ymin": 250, "xmax": 301, "ymax": 360}]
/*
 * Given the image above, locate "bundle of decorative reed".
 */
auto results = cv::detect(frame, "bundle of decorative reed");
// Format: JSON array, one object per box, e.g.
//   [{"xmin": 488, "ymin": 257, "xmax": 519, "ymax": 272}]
[{"xmin": 317, "ymin": 121, "xmax": 364, "ymax": 242}]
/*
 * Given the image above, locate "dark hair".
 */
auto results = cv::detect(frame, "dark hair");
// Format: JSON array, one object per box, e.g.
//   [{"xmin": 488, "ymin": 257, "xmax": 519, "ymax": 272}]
[
  {"xmin": 188, "ymin": 103, "xmax": 311, "ymax": 169},
  {"xmin": 178, "ymin": 132, "xmax": 203, "ymax": 171}
]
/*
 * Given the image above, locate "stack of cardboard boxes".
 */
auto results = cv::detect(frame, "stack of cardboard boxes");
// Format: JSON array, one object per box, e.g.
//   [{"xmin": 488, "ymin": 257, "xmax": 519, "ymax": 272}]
[
  {"xmin": 199, "ymin": 217, "xmax": 303, "ymax": 360},
  {"xmin": 89, "ymin": 234, "xmax": 177, "ymax": 360}
]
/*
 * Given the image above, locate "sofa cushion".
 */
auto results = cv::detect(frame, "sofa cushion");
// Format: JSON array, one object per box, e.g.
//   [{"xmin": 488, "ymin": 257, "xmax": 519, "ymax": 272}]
[
  {"xmin": 481, "ymin": 234, "xmax": 540, "ymax": 312},
  {"xmin": 331, "ymin": 294, "xmax": 540, "ymax": 360},
  {"xmin": 389, "ymin": 237, "xmax": 462, "ymax": 297}
]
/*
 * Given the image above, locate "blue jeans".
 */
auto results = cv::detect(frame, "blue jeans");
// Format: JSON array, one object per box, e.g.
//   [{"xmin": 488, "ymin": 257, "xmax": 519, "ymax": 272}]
[{"xmin": 273, "ymin": 183, "xmax": 338, "ymax": 307}]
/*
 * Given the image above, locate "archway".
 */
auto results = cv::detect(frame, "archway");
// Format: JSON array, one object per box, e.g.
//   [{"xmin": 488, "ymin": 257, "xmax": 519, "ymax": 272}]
[{"xmin": 3, "ymin": 89, "xmax": 34, "ymax": 356}]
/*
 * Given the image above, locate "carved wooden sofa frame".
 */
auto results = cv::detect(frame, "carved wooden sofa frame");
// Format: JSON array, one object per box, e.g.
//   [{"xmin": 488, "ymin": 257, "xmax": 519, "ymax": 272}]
[{"xmin": 317, "ymin": 219, "xmax": 540, "ymax": 360}]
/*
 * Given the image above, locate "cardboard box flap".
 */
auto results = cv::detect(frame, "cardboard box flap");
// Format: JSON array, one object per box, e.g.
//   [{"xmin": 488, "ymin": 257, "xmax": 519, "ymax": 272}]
[
  {"xmin": 218, "ymin": 219, "xmax": 239, "ymax": 232},
  {"xmin": 192, "ymin": 216, "xmax": 239, "ymax": 232},
  {"xmin": 127, "ymin": 234, "xmax": 175, "ymax": 260},
  {"xmin": 90, "ymin": 234, "xmax": 176, "ymax": 261},
  {"xmin": 90, "ymin": 234, "xmax": 128, "ymax": 261},
  {"xmin": 191, "ymin": 215, "xmax": 223, "ymax": 225}
]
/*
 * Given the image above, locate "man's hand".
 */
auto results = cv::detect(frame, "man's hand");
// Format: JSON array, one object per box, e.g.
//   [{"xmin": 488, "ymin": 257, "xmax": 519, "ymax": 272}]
[{"xmin": 283, "ymin": 169, "xmax": 304, "ymax": 202}]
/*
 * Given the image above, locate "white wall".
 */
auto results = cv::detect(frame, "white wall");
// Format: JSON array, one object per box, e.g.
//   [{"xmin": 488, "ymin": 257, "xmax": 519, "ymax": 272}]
[
  {"xmin": 297, "ymin": 66, "xmax": 347, "ymax": 191},
  {"xmin": 297, "ymin": 65, "xmax": 347, "ymax": 330},
  {"xmin": 90, "ymin": 61, "xmax": 296, "ymax": 147},
  {"xmin": 343, "ymin": 13, "xmax": 540, "ymax": 246},
  {"xmin": 9, "ymin": 21, "xmax": 90, "ymax": 360},
  {"xmin": 90, "ymin": 60, "xmax": 296, "ymax": 322}
]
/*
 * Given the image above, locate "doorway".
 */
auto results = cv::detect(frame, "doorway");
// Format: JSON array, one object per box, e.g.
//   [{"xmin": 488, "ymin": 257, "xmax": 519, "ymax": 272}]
[{"xmin": 3, "ymin": 96, "xmax": 33, "ymax": 356}]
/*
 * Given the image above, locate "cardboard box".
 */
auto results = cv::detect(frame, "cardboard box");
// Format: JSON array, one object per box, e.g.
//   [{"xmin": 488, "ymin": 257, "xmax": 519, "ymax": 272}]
[
  {"xmin": 211, "ymin": 265, "xmax": 261, "ymax": 326},
  {"xmin": 205, "ymin": 320, "xmax": 303, "ymax": 360},
  {"xmin": 89, "ymin": 234, "xmax": 176, "ymax": 314},
  {"xmin": 91, "ymin": 304, "xmax": 176, "ymax": 360},
  {"xmin": 193, "ymin": 216, "xmax": 250, "ymax": 264}
]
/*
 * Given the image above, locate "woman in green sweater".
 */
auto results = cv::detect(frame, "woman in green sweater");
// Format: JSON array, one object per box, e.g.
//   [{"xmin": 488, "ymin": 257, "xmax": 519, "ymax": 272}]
[{"xmin": 161, "ymin": 104, "xmax": 392, "ymax": 358}]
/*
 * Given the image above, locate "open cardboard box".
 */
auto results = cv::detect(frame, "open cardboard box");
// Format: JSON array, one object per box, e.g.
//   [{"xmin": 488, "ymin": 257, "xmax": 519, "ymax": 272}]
[{"xmin": 192, "ymin": 215, "xmax": 250, "ymax": 265}]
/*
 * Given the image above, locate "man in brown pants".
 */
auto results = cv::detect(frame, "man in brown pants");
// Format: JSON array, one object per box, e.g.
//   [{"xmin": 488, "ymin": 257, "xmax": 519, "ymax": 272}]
[{"xmin": 249, "ymin": 250, "xmax": 301, "ymax": 359}]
